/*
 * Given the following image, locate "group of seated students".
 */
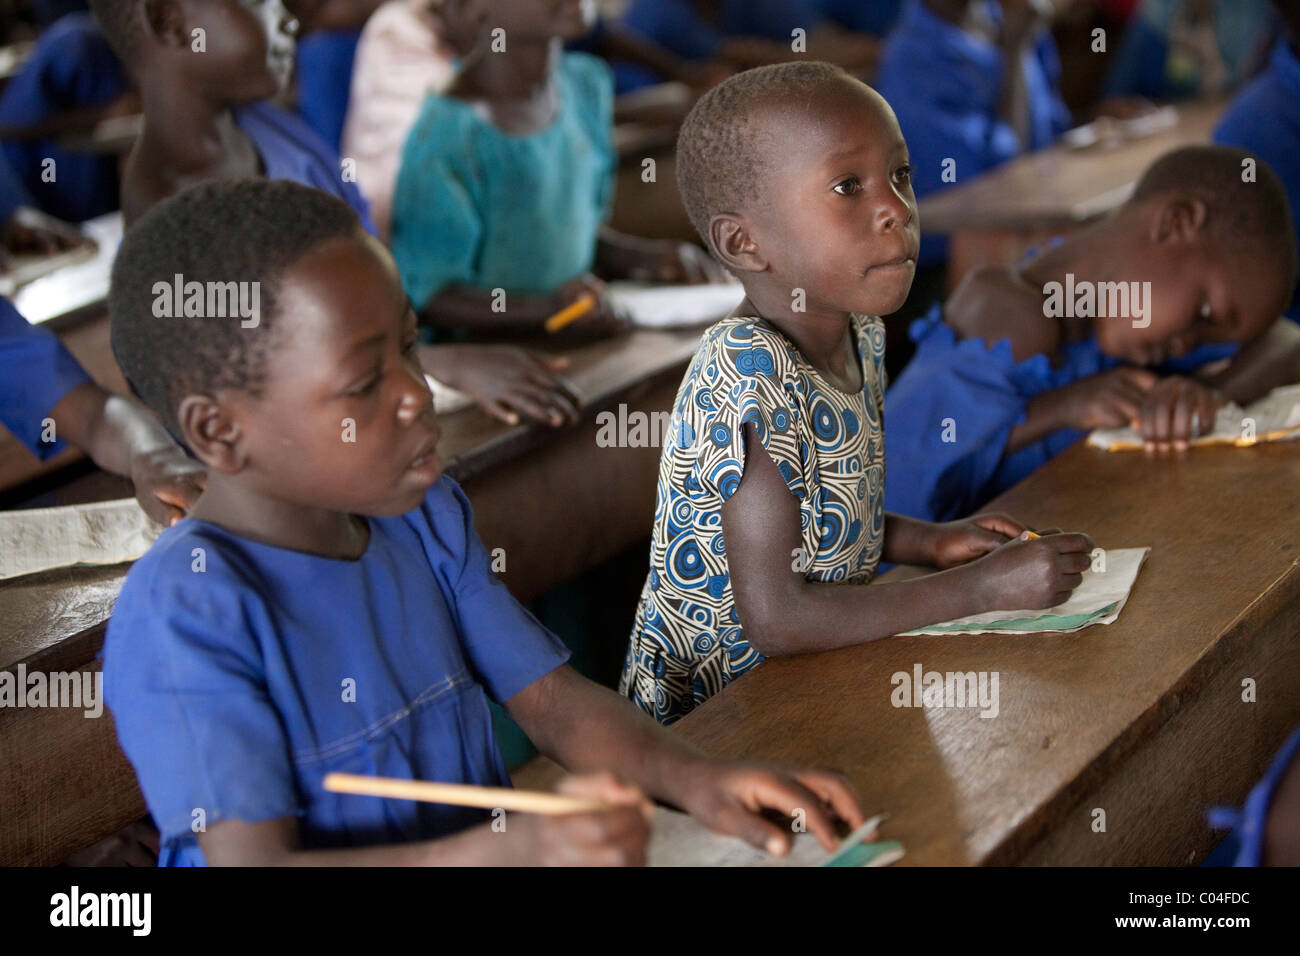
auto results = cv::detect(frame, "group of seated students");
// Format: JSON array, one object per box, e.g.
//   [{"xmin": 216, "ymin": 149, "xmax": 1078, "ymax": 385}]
[{"xmin": 0, "ymin": 0, "xmax": 1297, "ymax": 866}]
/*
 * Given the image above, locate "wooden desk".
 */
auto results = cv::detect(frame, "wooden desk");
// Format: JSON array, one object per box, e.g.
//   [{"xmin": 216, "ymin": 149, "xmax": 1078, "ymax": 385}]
[
  {"xmin": 667, "ymin": 439, "xmax": 1300, "ymax": 865},
  {"xmin": 0, "ymin": 324, "xmax": 705, "ymax": 864},
  {"xmin": 918, "ymin": 99, "xmax": 1228, "ymax": 291}
]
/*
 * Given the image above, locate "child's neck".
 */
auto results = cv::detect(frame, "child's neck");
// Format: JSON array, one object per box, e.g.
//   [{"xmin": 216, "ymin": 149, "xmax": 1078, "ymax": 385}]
[
  {"xmin": 136, "ymin": 80, "xmax": 260, "ymax": 186},
  {"xmin": 737, "ymin": 289, "xmax": 862, "ymax": 392},
  {"xmin": 1017, "ymin": 220, "xmax": 1126, "ymax": 344},
  {"xmin": 188, "ymin": 474, "xmax": 369, "ymax": 561},
  {"xmin": 451, "ymin": 36, "xmax": 561, "ymax": 132}
]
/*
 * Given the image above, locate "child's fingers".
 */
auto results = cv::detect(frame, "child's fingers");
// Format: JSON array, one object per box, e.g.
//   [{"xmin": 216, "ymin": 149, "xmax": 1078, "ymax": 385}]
[
  {"xmin": 708, "ymin": 801, "xmax": 792, "ymax": 856},
  {"xmin": 1061, "ymin": 550, "xmax": 1092, "ymax": 574},
  {"xmin": 502, "ymin": 390, "xmax": 568, "ymax": 426},
  {"xmin": 972, "ymin": 512, "xmax": 1025, "ymax": 539},
  {"xmin": 1048, "ymin": 531, "xmax": 1093, "ymax": 553},
  {"xmin": 788, "ymin": 769, "xmax": 868, "ymax": 831},
  {"xmin": 531, "ymin": 352, "xmax": 571, "ymax": 371},
  {"xmin": 557, "ymin": 771, "xmax": 651, "ymax": 813},
  {"xmin": 744, "ymin": 776, "xmax": 845, "ymax": 851},
  {"xmin": 483, "ymin": 401, "xmax": 521, "ymax": 426}
]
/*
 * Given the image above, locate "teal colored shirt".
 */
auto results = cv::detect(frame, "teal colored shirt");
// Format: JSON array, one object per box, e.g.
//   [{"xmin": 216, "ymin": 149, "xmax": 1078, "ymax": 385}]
[{"xmin": 391, "ymin": 52, "xmax": 615, "ymax": 310}]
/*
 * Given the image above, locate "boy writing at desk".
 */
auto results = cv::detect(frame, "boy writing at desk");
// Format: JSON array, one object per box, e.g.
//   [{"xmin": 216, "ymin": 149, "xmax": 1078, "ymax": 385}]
[
  {"xmin": 621, "ymin": 63, "xmax": 1093, "ymax": 724},
  {"xmin": 885, "ymin": 145, "xmax": 1299, "ymax": 522},
  {"xmin": 102, "ymin": 179, "xmax": 867, "ymax": 865}
]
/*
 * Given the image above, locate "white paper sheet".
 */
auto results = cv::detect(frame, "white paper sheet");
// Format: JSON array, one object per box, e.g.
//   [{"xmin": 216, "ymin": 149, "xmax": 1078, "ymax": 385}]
[
  {"xmin": 901, "ymin": 547, "xmax": 1149, "ymax": 636},
  {"xmin": 608, "ymin": 280, "xmax": 744, "ymax": 329},
  {"xmin": 647, "ymin": 809, "xmax": 903, "ymax": 867},
  {"xmin": 1089, "ymin": 384, "xmax": 1300, "ymax": 451},
  {"xmin": 0, "ymin": 497, "xmax": 161, "ymax": 581}
]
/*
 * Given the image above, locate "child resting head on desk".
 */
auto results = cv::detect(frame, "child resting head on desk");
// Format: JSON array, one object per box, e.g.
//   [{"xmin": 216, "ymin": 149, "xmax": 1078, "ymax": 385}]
[
  {"xmin": 885, "ymin": 144, "xmax": 1300, "ymax": 523},
  {"xmin": 619, "ymin": 62, "xmax": 1094, "ymax": 725},
  {"xmin": 89, "ymin": 0, "xmax": 583, "ymax": 428},
  {"xmin": 101, "ymin": 177, "xmax": 868, "ymax": 866},
  {"xmin": 389, "ymin": 0, "xmax": 727, "ymax": 343}
]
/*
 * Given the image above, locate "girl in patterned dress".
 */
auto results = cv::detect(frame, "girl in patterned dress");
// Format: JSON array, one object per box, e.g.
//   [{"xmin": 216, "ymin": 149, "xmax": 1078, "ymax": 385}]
[{"xmin": 621, "ymin": 62, "xmax": 1095, "ymax": 724}]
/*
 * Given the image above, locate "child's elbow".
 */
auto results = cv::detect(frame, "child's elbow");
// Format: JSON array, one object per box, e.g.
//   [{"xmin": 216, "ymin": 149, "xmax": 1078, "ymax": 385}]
[{"xmin": 734, "ymin": 586, "xmax": 805, "ymax": 658}]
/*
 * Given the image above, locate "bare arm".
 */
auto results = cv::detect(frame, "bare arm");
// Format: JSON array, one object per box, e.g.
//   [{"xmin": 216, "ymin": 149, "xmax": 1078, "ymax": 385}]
[
  {"xmin": 723, "ymin": 422, "xmax": 1091, "ymax": 657},
  {"xmin": 1199, "ymin": 319, "xmax": 1300, "ymax": 405}
]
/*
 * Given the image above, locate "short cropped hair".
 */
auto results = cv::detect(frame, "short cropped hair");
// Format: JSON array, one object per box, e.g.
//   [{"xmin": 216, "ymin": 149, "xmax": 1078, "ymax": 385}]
[
  {"xmin": 110, "ymin": 179, "xmax": 364, "ymax": 440},
  {"xmin": 1131, "ymin": 145, "xmax": 1296, "ymax": 275},
  {"xmin": 676, "ymin": 61, "xmax": 849, "ymax": 251}
]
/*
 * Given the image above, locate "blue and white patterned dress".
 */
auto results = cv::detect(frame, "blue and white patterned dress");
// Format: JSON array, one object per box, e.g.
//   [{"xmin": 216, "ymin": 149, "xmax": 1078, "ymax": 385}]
[{"xmin": 619, "ymin": 313, "xmax": 887, "ymax": 724}]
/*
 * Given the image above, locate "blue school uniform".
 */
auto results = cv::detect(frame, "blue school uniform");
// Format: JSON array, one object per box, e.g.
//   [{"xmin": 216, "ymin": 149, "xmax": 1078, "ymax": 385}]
[
  {"xmin": 809, "ymin": 0, "xmax": 903, "ymax": 36},
  {"xmin": 873, "ymin": 0, "xmax": 1071, "ymax": 266},
  {"xmin": 0, "ymin": 296, "xmax": 92, "ymax": 458},
  {"xmin": 103, "ymin": 477, "xmax": 570, "ymax": 866},
  {"xmin": 233, "ymin": 100, "xmax": 377, "ymax": 237},
  {"xmin": 0, "ymin": 150, "xmax": 31, "ymax": 223},
  {"xmin": 1206, "ymin": 726, "xmax": 1300, "ymax": 866},
  {"xmin": 883, "ymin": 304, "xmax": 1238, "ymax": 521},
  {"xmin": 1102, "ymin": 0, "xmax": 1275, "ymax": 101},
  {"xmin": 613, "ymin": 0, "xmax": 825, "ymax": 90},
  {"xmin": 1214, "ymin": 40, "xmax": 1300, "ymax": 323},
  {"xmin": 391, "ymin": 52, "xmax": 614, "ymax": 315},
  {"xmin": 294, "ymin": 27, "xmax": 363, "ymax": 153},
  {"xmin": 0, "ymin": 13, "xmax": 126, "ymax": 222}
]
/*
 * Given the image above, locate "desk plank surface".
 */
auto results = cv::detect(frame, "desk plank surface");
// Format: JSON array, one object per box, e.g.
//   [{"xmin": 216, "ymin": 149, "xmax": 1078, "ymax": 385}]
[
  {"xmin": 671, "ymin": 439, "xmax": 1300, "ymax": 864},
  {"xmin": 919, "ymin": 99, "xmax": 1227, "ymax": 234}
]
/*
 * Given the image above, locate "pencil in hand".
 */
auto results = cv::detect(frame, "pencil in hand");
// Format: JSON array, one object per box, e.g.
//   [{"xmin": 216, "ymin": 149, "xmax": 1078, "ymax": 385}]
[{"xmin": 543, "ymin": 294, "xmax": 597, "ymax": 334}]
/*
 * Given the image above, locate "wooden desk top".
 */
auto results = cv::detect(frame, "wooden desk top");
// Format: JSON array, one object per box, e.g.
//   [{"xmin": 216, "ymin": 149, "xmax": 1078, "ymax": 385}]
[
  {"xmin": 0, "ymin": 325, "xmax": 705, "ymax": 674},
  {"xmin": 671, "ymin": 438, "xmax": 1300, "ymax": 864},
  {"xmin": 918, "ymin": 99, "xmax": 1228, "ymax": 234}
]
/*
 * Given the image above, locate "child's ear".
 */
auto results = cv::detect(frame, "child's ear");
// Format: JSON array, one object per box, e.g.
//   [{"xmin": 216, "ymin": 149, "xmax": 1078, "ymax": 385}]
[
  {"xmin": 1152, "ymin": 196, "xmax": 1208, "ymax": 244},
  {"xmin": 143, "ymin": 0, "xmax": 190, "ymax": 49},
  {"xmin": 177, "ymin": 394, "xmax": 247, "ymax": 474},
  {"xmin": 708, "ymin": 214, "xmax": 768, "ymax": 274}
]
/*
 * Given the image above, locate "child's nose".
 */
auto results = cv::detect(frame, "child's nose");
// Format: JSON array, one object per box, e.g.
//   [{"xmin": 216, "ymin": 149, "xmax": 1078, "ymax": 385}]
[
  {"xmin": 396, "ymin": 366, "xmax": 434, "ymax": 424},
  {"xmin": 876, "ymin": 192, "xmax": 913, "ymax": 233}
]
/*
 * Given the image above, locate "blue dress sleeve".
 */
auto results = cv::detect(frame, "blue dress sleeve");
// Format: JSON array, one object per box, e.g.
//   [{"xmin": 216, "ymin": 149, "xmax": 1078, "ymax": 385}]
[
  {"xmin": 412, "ymin": 478, "xmax": 570, "ymax": 705},
  {"xmin": 621, "ymin": 0, "xmax": 723, "ymax": 60},
  {"xmin": 883, "ymin": 311, "xmax": 1032, "ymax": 522},
  {"xmin": 0, "ymin": 296, "xmax": 93, "ymax": 458},
  {"xmin": 103, "ymin": 536, "xmax": 302, "ymax": 840},
  {"xmin": 693, "ymin": 322, "xmax": 807, "ymax": 503},
  {"xmin": 390, "ymin": 102, "xmax": 485, "ymax": 307},
  {"xmin": 0, "ymin": 151, "xmax": 31, "ymax": 222}
]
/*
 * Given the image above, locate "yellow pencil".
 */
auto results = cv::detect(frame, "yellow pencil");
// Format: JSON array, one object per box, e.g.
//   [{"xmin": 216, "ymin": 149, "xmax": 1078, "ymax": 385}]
[
  {"xmin": 1022, "ymin": 530, "xmax": 1041, "ymax": 540},
  {"xmin": 323, "ymin": 772, "xmax": 608, "ymax": 815},
  {"xmin": 544, "ymin": 294, "xmax": 597, "ymax": 333}
]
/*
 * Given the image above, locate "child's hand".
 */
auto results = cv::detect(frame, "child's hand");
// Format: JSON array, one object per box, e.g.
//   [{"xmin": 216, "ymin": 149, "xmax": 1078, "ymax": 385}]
[
  {"xmin": 1135, "ymin": 375, "xmax": 1223, "ymax": 452},
  {"xmin": 130, "ymin": 446, "xmax": 207, "ymax": 527},
  {"xmin": 514, "ymin": 772, "xmax": 653, "ymax": 866},
  {"xmin": 672, "ymin": 759, "xmax": 868, "ymax": 855},
  {"xmin": 927, "ymin": 512, "xmax": 1026, "ymax": 569},
  {"xmin": 968, "ymin": 530, "xmax": 1094, "ymax": 611},
  {"xmin": 1057, "ymin": 367, "xmax": 1158, "ymax": 431},
  {"xmin": 423, "ymin": 344, "xmax": 584, "ymax": 427},
  {"xmin": 552, "ymin": 274, "xmax": 634, "ymax": 340},
  {"xmin": 626, "ymin": 240, "xmax": 727, "ymax": 285}
]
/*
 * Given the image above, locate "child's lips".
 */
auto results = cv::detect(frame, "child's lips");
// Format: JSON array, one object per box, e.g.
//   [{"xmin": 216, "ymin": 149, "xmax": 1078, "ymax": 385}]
[{"xmin": 866, "ymin": 254, "xmax": 916, "ymax": 273}]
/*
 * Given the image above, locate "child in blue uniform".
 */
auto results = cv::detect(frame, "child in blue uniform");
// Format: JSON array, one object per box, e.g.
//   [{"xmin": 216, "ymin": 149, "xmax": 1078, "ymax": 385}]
[
  {"xmin": 885, "ymin": 146, "xmax": 1300, "ymax": 523},
  {"xmin": 0, "ymin": 11, "xmax": 129, "ymax": 222},
  {"xmin": 91, "ymin": 0, "xmax": 584, "ymax": 429},
  {"xmin": 1214, "ymin": 2, "xmax": 1300, "ymax": 322},
  {"xmin": 0, "ymin": 295, "xmax": 204, "ymax": 523},
  {"xmin": 621, "ymin": 62, "xmax": 1094, "ymax": 724},
  {"xmin": 392, "ymin": 0, "xmax": 724, "ymax": 340},
  {"xmin": 103, "ymin": 177, "xmax": 868, "ymax": 865},
  {"xmin": 873, "ymin": 0, "xmax": 1071, "ymax": 269}
]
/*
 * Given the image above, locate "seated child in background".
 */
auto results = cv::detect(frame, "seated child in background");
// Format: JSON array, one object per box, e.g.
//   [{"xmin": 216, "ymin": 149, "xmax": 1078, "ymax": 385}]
[
  {"xmin": 873, "ymin": 0, "xmax": 1071, "ymax": 271},
  {"xmin": 92, "ymin": 0, "xmax": 583, "ymax": 428},
  {"xmin": 1214, "ymin": 0, "xmax": 1300, "ymax": 322},
  {"xmin": 885, "ymin": 145, "xmax": 1300, "ymax": 523},
  {"xmin": 341, "ymin": 0, "xmax": 457, "ymax": 240},
  {"xmin": 0, "ymin": 295, "xmax": 203, "ymax": 523},
  {"xmin": 1103, "ymin": 0, "xmax": 1276, "ymax": 101},
  {"xmin": 620, "ymin": 62, "xmax": 1093, "ymax": 724},
  {"xmin": 104, "ymin": 178, "xmax": 867, "ymax": 865},
  {"xmin": 286, "ymin": 0, "xmax": 385, "ymax": 152},
  {"xmin": 391, "ymin": 0, "xmax": 726, "ymax": 341},
  {"xmin": 0, "ymin": 10, "xmax": 132, "ymax": 222}
]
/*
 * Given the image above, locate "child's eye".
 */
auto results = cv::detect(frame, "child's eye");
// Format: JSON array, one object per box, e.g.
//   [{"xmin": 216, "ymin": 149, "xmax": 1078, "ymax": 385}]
[
  {"xmin": 349, "ymin": 371, "xmax": 383, "ymax": 397},
  {"xmin": 894, "ymin": 164, "xmax": 913, "ymax": 185},
  {"xmin": 832, "ymin": 177, "xmax": 861, "ymax": 197}
]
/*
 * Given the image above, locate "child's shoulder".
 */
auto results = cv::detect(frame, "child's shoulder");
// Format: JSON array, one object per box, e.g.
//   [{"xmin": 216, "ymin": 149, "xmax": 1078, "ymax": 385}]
[
  {"xmin": 559, "ymin": 50, "xmax": 615, "ymax": 99},
  {"xmin": 944, "ymin": 266, "xmax": 1061, "ymax": 362},
  {"xmin": 699, "ymin": 314, "xmax": 802, "ymax": 377}
]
